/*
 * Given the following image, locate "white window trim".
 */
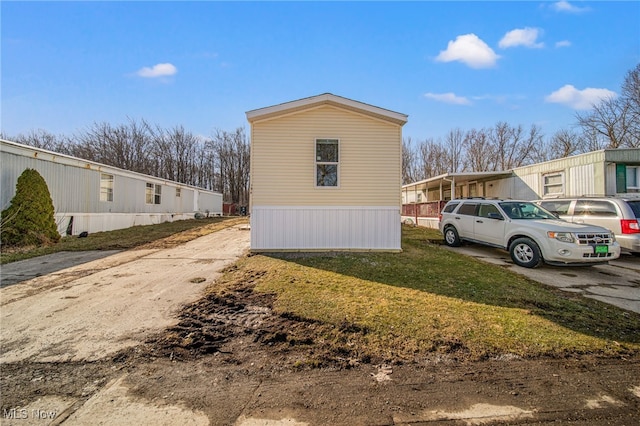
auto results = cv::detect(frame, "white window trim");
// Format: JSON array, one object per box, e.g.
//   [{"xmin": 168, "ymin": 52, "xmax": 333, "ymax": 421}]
[
  {"xmin": 100, "ymin": 173, "xmax": 114, "ymax": 202},
  {"xmin": 146, "ymin": 183, "xmax": 162, "ymax": 205},
  {"xmin": 627, "ymin": 166, "xmax": 639, "ymax": 190},
  {"xmin": 314, "ymin": 137, "xmax": 340, "ymax": 189},
  {"xmin": 542, "ymin": 171, "xmax": 565, "ymax": 197}
]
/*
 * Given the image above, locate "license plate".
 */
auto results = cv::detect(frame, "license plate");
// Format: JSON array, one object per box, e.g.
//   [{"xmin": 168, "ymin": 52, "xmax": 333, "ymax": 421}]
[{"xmin": 595, "ymin": 245, "xmax": 608, "ymax": 254}]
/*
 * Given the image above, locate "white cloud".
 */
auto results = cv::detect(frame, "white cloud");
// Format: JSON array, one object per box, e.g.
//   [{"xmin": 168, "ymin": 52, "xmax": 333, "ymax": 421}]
[
  {"xmin": 551, "ymin": 1, "xmax": 590, "ymax": 14},
  {"xmin": 424, "ymin": 92, "xmax": 472, "ymax": 105},
  {"xmin": 499, "ymin": 28, "xmax": 544, "ymax": 49},
  {"xmin": 555, "ymin": 40, "xmax": 572, "ymax": 48},
  {"xmin": 435, "ymin": 34, "xmax": 500, "ymax": 69},
  {"xmin": 136, "ymin": 63, "xmax": 178, "ymax": 78},
  {"xmin": 545, "ymin": 84, "xmax": 617, "ymax": 109}
]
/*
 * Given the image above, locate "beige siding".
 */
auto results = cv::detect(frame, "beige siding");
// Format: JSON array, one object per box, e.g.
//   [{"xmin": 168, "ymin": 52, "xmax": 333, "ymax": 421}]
[{"xmin": 250, "ymin": 105, "xmax": 401, "ymax": 207}]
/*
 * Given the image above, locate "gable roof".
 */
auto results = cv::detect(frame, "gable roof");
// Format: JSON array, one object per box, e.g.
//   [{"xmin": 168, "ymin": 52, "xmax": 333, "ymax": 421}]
[{"xmin": 245, "ymin": 93, "xmax": 408, "ymax": 126}]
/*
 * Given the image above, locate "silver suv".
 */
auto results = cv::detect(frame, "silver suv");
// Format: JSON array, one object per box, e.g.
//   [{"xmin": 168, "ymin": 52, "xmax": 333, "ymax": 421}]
[
  {"xmin": 439, "ymin": 199, "xmax": 621, "ymax": 268},
  {"xmin": 534, "ymin": 197, "xmax": 640, "ymax": 255}
]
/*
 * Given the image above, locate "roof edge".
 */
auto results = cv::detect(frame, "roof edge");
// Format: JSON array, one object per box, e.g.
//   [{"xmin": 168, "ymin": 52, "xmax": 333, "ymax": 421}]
[{"xmin": 246, "ymin": 93, "xmax": 408, "ymax": 125}]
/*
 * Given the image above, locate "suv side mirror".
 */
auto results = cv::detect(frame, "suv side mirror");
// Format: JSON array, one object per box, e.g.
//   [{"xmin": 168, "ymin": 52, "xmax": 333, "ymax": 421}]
[{"xmin": 487, "ymin": 213, "xmax": 504, "ymax": 220}]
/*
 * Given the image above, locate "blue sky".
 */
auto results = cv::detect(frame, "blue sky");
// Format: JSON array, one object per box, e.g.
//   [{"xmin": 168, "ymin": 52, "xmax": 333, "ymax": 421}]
[{"xmin": 2, "ymin": 1, "xmax": 639, "ymax": 142}]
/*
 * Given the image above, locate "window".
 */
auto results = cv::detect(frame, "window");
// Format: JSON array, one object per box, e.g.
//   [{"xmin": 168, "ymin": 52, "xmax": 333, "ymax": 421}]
[
  {"xmin": 499, "ymin": 202, "xmax": 556, "ymax": 220},
  {"xmin": 543, "ymin": 172, "xmax": 564, "ymax": 196},
  {"xmin": 627, "ymin": 166, "xmax": 639, "ymax": 190},
  {"xmin": 316, "ymin": 138, "xmax": 338, "ymax": 187},
  {"xmin": 176, "ymin": 188, "xmax": 181, "ymax": 198},
  {"xmin": 100, "ymin": 173, "xmax": 114, "ymax": 202},
  {"xmin": 539, "ymin": 200, "xmax": 571, "ymax": 216},
  {"xmin": 443, "ymin": 202, "xmax": 459, "ymax": 213},
  {"xmin": 416, "ymin": 193, "xmax": 422, "ymax": 203},
  {"xmin": 457, "ymin": 203, "xmax": 477, "ymax": 216},
  {"xmin": 574, "ymin": 200, "xmax": 618, "ymax": 217},
  {"xmin": 468, "ymin": 182, "xmax": 478, "ymax": 197},
  {"xmin": 146, "ymin": 183, "xmax": 161, "ymax": 204},
  {"xmin": 478, "ymin": 203, "xmax": 501, "ymax": 219}
]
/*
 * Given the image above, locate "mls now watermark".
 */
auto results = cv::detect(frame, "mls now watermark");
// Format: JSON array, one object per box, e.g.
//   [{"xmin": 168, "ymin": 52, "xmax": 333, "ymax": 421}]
[{"xmin": 3, "ymin": 408, "xmax": 57, "ymax": 420}]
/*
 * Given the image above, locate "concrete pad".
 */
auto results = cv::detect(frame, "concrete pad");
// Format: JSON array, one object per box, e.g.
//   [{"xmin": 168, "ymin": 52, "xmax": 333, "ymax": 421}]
[
  {"xmin": 1, "ymin": 250, "xmax": 121, "ymax": 288},
  {"xmin": 0, "ymin": 225, "xmax": 250, "ymax": 363},
  {"xmin": 394, "ymin": 403, "xmax": 535, "ymax": 425},
  {"xmin": 64, "ymin": 375, "xmax": 209, "ymax": 426},
  {"xmin": 442, "ymin": 245, "xmax": 640, "ymax": 314}
]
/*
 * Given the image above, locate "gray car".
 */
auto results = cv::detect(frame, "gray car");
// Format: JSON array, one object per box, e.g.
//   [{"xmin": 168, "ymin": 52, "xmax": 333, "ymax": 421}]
[{"xmin": 535, "ymin": 197, "xmax": 640, "ymax": 255}]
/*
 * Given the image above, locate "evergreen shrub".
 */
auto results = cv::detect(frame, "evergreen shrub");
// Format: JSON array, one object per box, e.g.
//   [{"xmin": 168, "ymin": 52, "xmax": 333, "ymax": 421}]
[{"xmin": 1, "ymin": 168, "xmax": 60, "ymax": 247}]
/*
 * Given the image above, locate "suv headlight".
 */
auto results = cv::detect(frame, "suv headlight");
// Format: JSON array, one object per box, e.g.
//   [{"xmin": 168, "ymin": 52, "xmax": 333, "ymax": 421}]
[{"xmin": 547, "ymin": 231, "xmax": 575, "ymax": 243}]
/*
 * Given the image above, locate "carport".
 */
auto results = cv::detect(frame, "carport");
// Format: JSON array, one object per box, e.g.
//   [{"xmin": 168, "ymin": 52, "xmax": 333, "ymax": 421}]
[{"xmin": 401, "ymin": 171, "xmax": 513, "ymax": 228}]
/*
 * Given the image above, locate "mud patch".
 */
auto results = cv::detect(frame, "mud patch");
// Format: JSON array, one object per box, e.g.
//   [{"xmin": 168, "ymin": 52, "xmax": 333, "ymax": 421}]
[{"xmin": 126, "ymin": 276, "xmax": 375, "ymax": 369}]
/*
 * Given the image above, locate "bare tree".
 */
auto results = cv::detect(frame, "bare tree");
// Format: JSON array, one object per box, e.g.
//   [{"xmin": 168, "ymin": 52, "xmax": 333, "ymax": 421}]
[
  {"xmin": 72, "ymin": 119, "xmax": 155, "ymax": 174},
  {"xmin": 208, "ymin": 128, "xmax": 250, "ymax": 205},
  {"xmin": 444, "ymin": 128, "xmax": 465, "ymax": 172},
  {"xmin": 488, "ymin": 122, "xmax": 539, "ymax": 170},
  {"xmin": 464, "ymin": 128, "xmax": 494, "ymax": 171},
  {"xmin": 9, "ymin": 129, "xmax": 70, "ymax": 153},
  {"xmin": 549, "ymin": 129, "xmax": 585, "ymax": 158},
  {"xmin": 151, "ymin": 124, "xmax": 204, "ymax": 185},
  {"xmin": 576, "ymin": 96, "xmax": 631, "ymax": 148},
  {"xmin": 575, "ymin": 65, "xmax": 640, "ymax": 148},
  {"xmin": 402, "ymin": 137, "xmax": 420, "ymax": 184},
  {"xmin": 416, "ymin": 138, "xmax": 449, "ymax": 179},
  {"xmin": 620, "ymin": 63, "xmax": 640, "ymax": 147}
]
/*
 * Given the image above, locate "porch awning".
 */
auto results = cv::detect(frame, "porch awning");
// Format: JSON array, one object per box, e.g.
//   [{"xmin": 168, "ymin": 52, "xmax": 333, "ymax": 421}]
[{"xmin": 402, "ymin": 171, "xmax": 513, "ymax": 193}]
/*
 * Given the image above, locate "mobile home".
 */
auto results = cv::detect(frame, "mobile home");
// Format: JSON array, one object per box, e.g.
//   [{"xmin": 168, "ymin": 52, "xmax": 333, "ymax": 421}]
[
  {"xmin": 1, "ymin": 139, "xmax": 223, "ymax": 236},
  {"xmin": 402, "ymin": 149, "xmax": 640, "ymax": 228},
  {"xmin": 247, "ymin": 93, "xmax": 408, "ymax": 251}
]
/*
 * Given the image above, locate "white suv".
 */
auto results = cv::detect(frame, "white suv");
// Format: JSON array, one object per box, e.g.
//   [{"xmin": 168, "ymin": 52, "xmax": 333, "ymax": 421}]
[{"xmin": 439, "ymin": 199, "xmax": 621, "ymax": 268}]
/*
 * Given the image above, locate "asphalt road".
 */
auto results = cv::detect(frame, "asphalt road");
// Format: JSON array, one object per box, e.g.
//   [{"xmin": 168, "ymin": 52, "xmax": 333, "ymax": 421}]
[{"xmin": 1, "ymin": 250, "xmax": 122, "ymax": 288}]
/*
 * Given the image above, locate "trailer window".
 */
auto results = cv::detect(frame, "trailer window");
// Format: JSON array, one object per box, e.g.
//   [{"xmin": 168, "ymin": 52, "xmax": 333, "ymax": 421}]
[
  {"xmin": 316, "ymin": 139, "xmax": 339, "ymax": 187},
  {"xmin": 100, "ymin": 174, "xmax": 113, "ymax": 202},
  {"xmin": 146, "ymin": 183, "xmax": 161, "ymax": 204}
]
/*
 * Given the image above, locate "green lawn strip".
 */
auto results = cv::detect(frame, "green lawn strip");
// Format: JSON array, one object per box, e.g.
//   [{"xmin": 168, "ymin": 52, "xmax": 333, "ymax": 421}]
[
  {"xmin": 214, "ymin": 225, "xmax": 640, "ymax": 361},
  {"xmin": 1, "ymin": 216, "xmax": 243, "ymax": 264}
]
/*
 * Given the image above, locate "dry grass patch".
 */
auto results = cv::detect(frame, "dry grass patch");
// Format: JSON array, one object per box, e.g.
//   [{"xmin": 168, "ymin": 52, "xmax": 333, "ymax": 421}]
[
  {"xmin": 211, "ymin": 225, "xmax": 640, "ymax": 362},
  {"xmin": 1, "ymin": 217, "xmax": 247, "ymax": 264}
]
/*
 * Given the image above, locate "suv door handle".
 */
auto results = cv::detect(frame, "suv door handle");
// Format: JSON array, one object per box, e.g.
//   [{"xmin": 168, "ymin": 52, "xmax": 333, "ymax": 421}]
[
  {"xmin": 476, "ymin": 220, "xmax": 483, "ymax": 223},
  {"xmin": 454, "ymin": 217, "xmax": 461, "ymax": 220}
]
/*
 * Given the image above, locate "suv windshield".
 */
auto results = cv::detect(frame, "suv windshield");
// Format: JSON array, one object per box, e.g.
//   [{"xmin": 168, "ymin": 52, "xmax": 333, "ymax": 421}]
[{"xmin": 499, "ymin": 202, "xmax": 557, "ymax": 220}]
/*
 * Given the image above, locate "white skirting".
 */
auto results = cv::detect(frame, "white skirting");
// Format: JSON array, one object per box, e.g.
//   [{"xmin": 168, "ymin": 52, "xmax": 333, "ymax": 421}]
[
  {"xmin": 250, "ymin": 206, "xmax": 401, "ymax": 252},
  {"xmin": 54, "ymin": 212, "xmax": 199, "ymax": 236}
]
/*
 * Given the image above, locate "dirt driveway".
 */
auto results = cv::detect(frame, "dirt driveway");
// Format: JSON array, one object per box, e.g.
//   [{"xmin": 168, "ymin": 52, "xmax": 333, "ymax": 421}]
[{"xmin": 2, "ymin": 224, "xmax": 640, "ymax": 425}]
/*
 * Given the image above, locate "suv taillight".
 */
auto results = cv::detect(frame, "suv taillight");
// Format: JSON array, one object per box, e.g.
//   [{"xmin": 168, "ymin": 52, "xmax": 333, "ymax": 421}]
[
  {"xmin": 438, "ymin": 213, "xmax": 443, "ymax": 221},
  {"xmin": 621, "ymin": 219, "xmax": 640, "ymax": 234}
]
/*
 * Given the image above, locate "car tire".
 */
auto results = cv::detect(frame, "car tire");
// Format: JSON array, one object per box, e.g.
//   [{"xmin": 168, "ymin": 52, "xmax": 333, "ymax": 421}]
[
  {"xmin": 443, "ymin": 226, "xmax": 461, "ymax": 247},
  {"xmin": 509, "ymin": 237, "xmax": 542, "ymax": 268}
]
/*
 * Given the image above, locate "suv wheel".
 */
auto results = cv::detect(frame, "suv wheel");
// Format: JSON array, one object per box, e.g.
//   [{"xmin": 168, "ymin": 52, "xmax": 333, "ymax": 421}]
[
  {"xmin": 509, "ymin": 237, "xmax": 542, "ymax": 268},
  {"xmin": 443, "ymin": 226, "xmax": 461, "ymax": 247}
]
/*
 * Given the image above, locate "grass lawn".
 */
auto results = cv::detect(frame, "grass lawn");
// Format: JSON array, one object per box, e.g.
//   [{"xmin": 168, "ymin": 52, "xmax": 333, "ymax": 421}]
[
  {"xmin": 0, "ymin": 216, "xmax": 246, "ymax": 264},
  {"xmin": 4, "ymin": 219, "xmax": 638, "ymax": 362},
  {"xmin": 213, "ymin": 225, "xmax": 640, "ymax": 361}
]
